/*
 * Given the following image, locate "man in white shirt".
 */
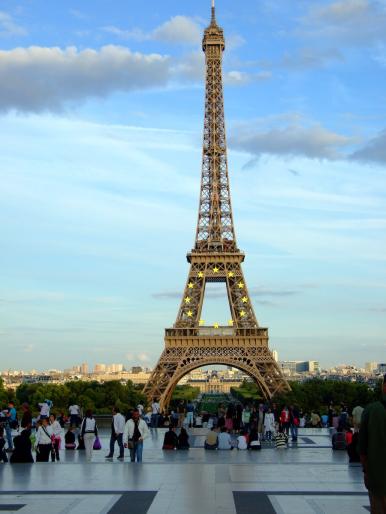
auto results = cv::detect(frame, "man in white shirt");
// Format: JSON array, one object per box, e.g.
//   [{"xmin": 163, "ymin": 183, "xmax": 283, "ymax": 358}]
[
  {"xmin": 151, "ymin": 399, "xmax": 160, "ymax": 428},
  {"xmin": 68, "ymin": 404, "xmax": 80, "ymax": 427},
  {"xmin": 106, "ymin": 407, "xmax": 126, "ymax": 460},
  {"xmin": 38, "ymin": 401, "xmax": 51, "ymax": 420},
  {"xmin": 123, "ymin": 408, "xmax": 149, "ymax": 462}
]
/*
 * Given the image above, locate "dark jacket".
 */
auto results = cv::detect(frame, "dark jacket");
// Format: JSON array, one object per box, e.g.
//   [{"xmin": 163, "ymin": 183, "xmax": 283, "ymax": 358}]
[
  {"xmin": 177, "ymin": 430, "xmax": 190, "ymax": 449},
  {"xmin": 10, "ymin": 429, "xmax": 34, "ymax": 463},
  {"xmin": 162, "ymin": 429, "xmax": 178, "ymax": 449}
]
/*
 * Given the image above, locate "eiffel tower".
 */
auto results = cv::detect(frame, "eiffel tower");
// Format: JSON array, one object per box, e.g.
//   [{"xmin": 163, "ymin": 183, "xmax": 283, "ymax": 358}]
[{"xmin": 144, "ymin": 1, "xmax": 290, "ymax": 409}]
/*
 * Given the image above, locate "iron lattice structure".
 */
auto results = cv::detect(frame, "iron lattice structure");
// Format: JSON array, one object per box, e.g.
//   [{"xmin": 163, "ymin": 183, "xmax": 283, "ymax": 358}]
[{"xmin": 143, "ymin": 4, "xmax": 290, "ymax": 409}]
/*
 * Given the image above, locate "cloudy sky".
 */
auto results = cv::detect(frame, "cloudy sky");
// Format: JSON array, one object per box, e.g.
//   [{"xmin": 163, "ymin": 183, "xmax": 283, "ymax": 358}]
[{"xmin": 1, "ymin": 0, "xmax": 385, "ymax": 371}]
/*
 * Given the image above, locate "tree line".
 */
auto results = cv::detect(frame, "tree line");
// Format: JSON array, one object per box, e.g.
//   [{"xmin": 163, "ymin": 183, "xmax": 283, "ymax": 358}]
[
  {"xmin": 1, "ymin": 377, "xmax": 382, "ymax": 416},
  {"xmin": 231, "ymin": 378, "xmax": 382, "ymax": 413}
]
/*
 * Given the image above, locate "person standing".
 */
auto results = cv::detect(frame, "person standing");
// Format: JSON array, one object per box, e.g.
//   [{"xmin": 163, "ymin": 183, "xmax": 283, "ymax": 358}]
[
  {"xmin": 80, "ymin": 410, "xmax": 98, "ymax": 462},
  {"xmin": 123, "ymin": 408, "xmax": 149, "ymax": 462},
  {"xmin": 0, "ymin": 426, "xmax": 8, "ymax": 462},
  {"xmin": 151, "ymin": 399, "xmax": 160, "ymax": 428},
  {"xmin": 359, "ymin": 375, "xmax": 386, "ymax": 513},
  {"xmin": 35, "ymin": 418, "xmax": 53, "ymax": 462},
  {"xmin": 49, "ymin": 414, "xmax": 62, "ymax": 461},
  {"xmin": 20, "ymin": 403, "xmax": 32, "ymax": 430},
  {"xmin": 264, "ymin": 407, "xmax": 276, "ymax": 441},
  {"xmin": 186, "ymin": 401, "xmax": 194, "ymax": 428},
  {"xmin": 105, "ymin": 407, "xmax": 125, "ymax": 460},
  {"xmin": 177, "ymin": 401, "xmax": 186, "ymax": 428},
  {"xmin": 38, "ymin": 400, "xmax": 51, "ymax": 420},
  {"xmin": 68, "ymin": 403, "xmax": 81, "ymax": 427},
  {"xmin": 242, "ymin": 405, "xmax": 251, "ymax": 432},
  {"xmin": 289, "ymin": 405, "xmax": 300, "ymax": 442},
  {"xmin": 5, "ymin": 401, "xmax": 17, "ymax": 451},
  {"xmin": 257, "ymin": 404, "xmax": 265, "ymax": 440},
  {"xmin": 352, "ymin": 404, "xmax": 364, "ymax": 433},
  {"xmin": 328, "ymin": 403, "xmax": 334, "ymax": 428},
  {"xmin": 280, "ymin": 406, "xmax": 290, "ymax": 436}
]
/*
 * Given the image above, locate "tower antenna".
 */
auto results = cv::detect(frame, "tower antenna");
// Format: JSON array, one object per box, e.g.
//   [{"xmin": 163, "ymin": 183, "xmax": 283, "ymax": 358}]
[{"xmin": 211, "ymin": 0, "xmax": 215, "ymax": 22}]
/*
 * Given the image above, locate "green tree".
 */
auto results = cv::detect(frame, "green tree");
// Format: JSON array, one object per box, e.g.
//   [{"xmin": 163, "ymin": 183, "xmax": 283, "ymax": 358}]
[{"xmin": 171, "ymin": 385, "xmax": 200, "ymax": 403}]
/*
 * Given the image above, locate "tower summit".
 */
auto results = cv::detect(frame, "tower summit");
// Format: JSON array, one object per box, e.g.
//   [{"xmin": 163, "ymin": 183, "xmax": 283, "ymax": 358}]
[{"xmin": 143, "ymin": 4, "xmax": 290, "ymax": 408}]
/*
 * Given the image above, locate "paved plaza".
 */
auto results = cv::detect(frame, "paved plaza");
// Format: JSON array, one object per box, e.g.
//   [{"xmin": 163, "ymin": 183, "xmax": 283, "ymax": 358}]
[{"xmin": 0, "ymin": 428, "xmax": 369, "ymax": 513}]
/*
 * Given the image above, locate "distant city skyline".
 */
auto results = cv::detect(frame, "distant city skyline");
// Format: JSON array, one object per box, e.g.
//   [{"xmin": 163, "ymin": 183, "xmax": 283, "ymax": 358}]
[{"xmin": 1, "ymin": 0, "xmax": 385, "ymax": 369}]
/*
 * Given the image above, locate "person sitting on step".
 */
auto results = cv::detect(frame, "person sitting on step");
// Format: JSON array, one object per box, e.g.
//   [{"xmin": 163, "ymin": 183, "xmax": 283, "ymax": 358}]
[{"xmin": 162, "ymin": 426, "xmax": 178, "ymax": 450}]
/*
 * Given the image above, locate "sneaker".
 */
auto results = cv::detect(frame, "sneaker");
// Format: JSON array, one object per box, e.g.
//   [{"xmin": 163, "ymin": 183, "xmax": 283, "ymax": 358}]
[{"xmin": 105, "ymin": 455, "xmax": 113, "ymax": 459}]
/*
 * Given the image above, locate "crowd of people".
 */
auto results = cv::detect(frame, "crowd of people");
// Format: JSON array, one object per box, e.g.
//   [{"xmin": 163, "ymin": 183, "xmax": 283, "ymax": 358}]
[
  {"xmin": 0, "ymin": 400, "xmax": 152, "ymax": 464},
  {"xmin": 1, "ymin": 378, "xmax": 385, "ymax": 513},
  {"xmin": 0, "ymin": 396, "xmax": 373, "ymax": 462}
]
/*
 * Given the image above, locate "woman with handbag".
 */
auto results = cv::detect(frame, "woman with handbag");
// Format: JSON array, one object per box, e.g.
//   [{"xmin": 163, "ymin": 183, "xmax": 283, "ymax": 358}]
[
  {"xmin": 35, "ymin": 418, "xmax": 54, "ymax": 462},
  {"xmin": 80, "ymin": 410, "xmax": 98, "ymax": 462},
  {"xmin": 49, "ymin": 413, "xmax": 62, "ymax": 461}
]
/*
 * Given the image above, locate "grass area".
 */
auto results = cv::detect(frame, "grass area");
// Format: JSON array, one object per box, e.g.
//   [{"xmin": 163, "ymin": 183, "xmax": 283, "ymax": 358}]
[{"xmin": 197, "ymin": 393, "xmax": 232, "ymax": 413}]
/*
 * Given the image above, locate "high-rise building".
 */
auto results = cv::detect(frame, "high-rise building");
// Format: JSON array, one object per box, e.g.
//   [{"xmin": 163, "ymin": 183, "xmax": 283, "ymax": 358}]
[
  {"xmin": 80, "ymin": 363, "xmax": 89, "ymax": 375},
  {"xmin": 94, "ymin": 363, "xmax": 106, "ymax": 374},
  {"xmin": 378, "ymin": 363, "xmax": 386, "ymax": 374},
  {"xmin": 365, "ymin": 362, "xmax": 378, "ymax": 373},
  {"xmin": 272, "ymin": 350, "xmax": 279, "ymax": 362},
  {"xmin": 279, "ymin": 360, "xmax": 319, "ymax": 374}
]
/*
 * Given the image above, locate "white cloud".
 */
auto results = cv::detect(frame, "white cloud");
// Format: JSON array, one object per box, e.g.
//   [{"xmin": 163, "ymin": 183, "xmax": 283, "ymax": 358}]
[
  {"xmin": 0, "ymin": 42, "xmax": 263, "ymax": 113},
  {"xmin": 172, "ymin": 51, "xmax": 205, "ymax": 82},
  {"xmin": 153, "ymin": 15, "xmax": 202, "ymax": 45},
  {"xmin": 224, "ymin": 70, "xmax": 271, "ymax": 85},
  {"xmin": 137, "ymin": 353, "xmax": 150, "ymax": 362},
  {"xmin": 102, "ymin": 26, "xmax": 148, "ymax": 41},
  {"xmin": 224, "ymin": 70, "xmax": 250, "ymax": 85},
  {"xmin": 103, "ymin": 15, "xmax": 202, "ymax": 45},
  {"xmin": 0, "ymin": 11, "xmax": 27, "ymax": 37},
  {"xmin": 0, "ymin": 45, "xmax": 170, "ymax": 112},
  {"xmin": 280, "ymin": 47, "xmax": 344, "ymax": 69},
  {"xmin": 69, "ymin": 9, "xmax": 88, "ymax": 20},
  {"xmin": 350, "ymin": 129, "xmax": 386, "ymax": 163},
  {"xmin": 230, "ymin": 122, "xmax": 352, "ymax": 159},
  {"xmin": 298, "ymin": 0, "xmax": 386, "ymax": 47}
]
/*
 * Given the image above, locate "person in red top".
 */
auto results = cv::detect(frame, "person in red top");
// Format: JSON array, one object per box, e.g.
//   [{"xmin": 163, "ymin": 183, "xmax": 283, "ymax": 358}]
[
  {"xmin": 345, "ymin": 428, "xmax": 353, "ymax": 446},
  {"xmin": 280, "ymin": 406, "xmax": 290, "ymax": 436}
]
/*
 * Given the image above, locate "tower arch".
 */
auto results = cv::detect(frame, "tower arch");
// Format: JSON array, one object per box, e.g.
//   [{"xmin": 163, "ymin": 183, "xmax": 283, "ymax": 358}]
[{"xmin": 162, "ymin": 359, "xmax": 272, "ymax": 409}]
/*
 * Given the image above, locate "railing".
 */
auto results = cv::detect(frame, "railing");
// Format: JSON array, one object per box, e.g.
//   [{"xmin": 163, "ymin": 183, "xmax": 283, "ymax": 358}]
[{"xmin": 165, "ymin": 327, "xmax": 268, "ymax": 338}]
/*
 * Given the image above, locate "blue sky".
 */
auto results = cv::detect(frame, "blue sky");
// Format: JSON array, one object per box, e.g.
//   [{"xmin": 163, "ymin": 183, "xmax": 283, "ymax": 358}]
[{"xmin": 0, "ymin": 0, "xmax": 385, "ymax": 371}]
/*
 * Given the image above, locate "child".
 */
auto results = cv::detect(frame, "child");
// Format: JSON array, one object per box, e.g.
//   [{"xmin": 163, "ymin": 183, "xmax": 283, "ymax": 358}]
[
  {"xmin": 237, "ymin": 430, "xmax": 248, "ymax": 450},
  {"xmin": 274, "ymin": 428, "xmax": 288, "ymax": 449},
  {"xmin": 0, "ymin": 426, "xmax": 8, "ymax": 463}
]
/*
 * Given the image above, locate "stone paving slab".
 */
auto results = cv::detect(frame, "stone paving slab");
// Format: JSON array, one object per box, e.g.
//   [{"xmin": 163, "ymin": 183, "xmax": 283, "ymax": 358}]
[{"xmin": 0, "ymin": 428, "xmax": 370, "ymax": 513}]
